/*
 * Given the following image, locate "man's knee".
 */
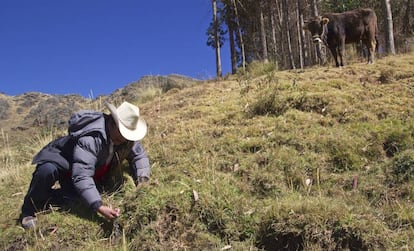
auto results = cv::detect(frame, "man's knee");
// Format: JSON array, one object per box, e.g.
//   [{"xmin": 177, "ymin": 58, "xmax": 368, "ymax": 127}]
[{"xmin": 33, "ymin": 162, "xmax": 59, "ymax": 183}]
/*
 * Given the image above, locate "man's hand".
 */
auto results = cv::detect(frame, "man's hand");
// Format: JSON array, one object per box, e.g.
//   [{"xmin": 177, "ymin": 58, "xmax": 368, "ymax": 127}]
[
  {"xmin": 136, "ymin": 176, "xmax": 149, "ymax": 187},
  {"xmin": 97, "ymin": 205, "xmax": 120, "ymax": 220}
]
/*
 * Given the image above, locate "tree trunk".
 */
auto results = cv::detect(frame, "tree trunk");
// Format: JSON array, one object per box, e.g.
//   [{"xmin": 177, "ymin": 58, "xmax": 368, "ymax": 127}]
[
  {"xmin": 311, "ymin": 0, "xmax": 318, "ymax": 16},
  {"xmin": 259, "ymin": 1, "xmax": 269, "ymax": 63},
  {"xmin": 297, "ymin": 7, "xmax": 304, "ymax": 69},
  {"xmin": 383, "ymin": 0, "xmax": 396, "ymax": 55},
  {"xmin": 269, "ymin": 3, "xmax": 278, "ymax": 62},
  {"xmin": 310, "ymin": 0, "xmax": 324, "ymax": 64},
  {"xmin": 275, "ymin": 0, "xmax": 287, "ymax": 68},
  {"xmin": 232, "ymin": 0, "xmax": 246, "ymax": 71},
  {"xmin": 404, "ymin": 0, "xmax": 413, "ymax": 52},
  {"xmin": 228, "ymin": 20, "xmax": 237, "ymax": 74},
  {"xmin": 298, "ymin": 0, "xmax": 309, "ymax": 65},
  {"xmin": 282, "ymin": 0, "xmax": 296, "ymax": 69},
  {"xmin": 212, "ymin": 0, "xmax": 222, "ymax": 78},
  {"xmin": 404, "ymin": 0, "xmax": 412, "ymax": 35},
  {"xmin": 297, "ymin": 0, "xmax": 307, "ymax": 68}
]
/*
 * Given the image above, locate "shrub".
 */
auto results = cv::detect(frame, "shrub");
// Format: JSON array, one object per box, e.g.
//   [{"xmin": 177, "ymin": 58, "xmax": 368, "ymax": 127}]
[
  {"xmin": 378, "ymin": 68, "xmax": 396, "ymax": 84},
  {"xmin": 243, "ymin": 61, "xmax": 278, "ymax": 77},
  {"xmin": 323, "ymin": 137, "xmax": 363, "ymax": 173},
  {"xmin": 139, "ymin": 86, "xmax": 162, "ymax": 103},
  {"xmin": 390, "ymin": 151, "xmax": 414, "ymax": 183},
  {"xmin": 383, "ymin": 130, "xmax": 413, "ymax": 157}
]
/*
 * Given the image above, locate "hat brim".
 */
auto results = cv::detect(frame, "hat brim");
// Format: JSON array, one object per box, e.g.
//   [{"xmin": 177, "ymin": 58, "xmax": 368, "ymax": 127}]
[
  {"xmin": 106, "ymin": 103, "xmax": 147, "ymax": 141},
  {"xmin": 119, "ymin": 117, "xmax": 147, "ymax": 141}
]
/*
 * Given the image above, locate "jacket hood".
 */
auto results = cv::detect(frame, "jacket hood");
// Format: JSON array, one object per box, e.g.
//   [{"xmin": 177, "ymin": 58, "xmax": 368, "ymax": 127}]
[{"xmin": 68, "ymin": 111, "xmax": 108, "ymax": 141}]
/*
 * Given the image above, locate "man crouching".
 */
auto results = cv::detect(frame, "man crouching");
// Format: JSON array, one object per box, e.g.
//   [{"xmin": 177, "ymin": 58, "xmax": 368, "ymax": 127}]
[{"xmin": 20, "ymin": 101, "xmax": 150, "ymax": 228}]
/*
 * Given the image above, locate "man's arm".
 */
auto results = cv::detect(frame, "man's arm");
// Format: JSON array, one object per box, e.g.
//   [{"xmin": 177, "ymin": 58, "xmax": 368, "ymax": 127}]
[
  {"xmin": 127, "ymin": 141, "xmax": 150, "ymax": 185},
  {"xmin": 71, "ymin": 136, "xmax": 102, "ymax": 210},
  {"xmin": 71, "ymin": 135, "xmax": 119, "ymax": 219}
]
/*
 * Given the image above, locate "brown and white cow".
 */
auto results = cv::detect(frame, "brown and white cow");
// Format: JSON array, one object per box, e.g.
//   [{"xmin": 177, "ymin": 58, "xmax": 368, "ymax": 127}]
[{"xmin": 305, "ymin": 8, "xmax": 378, "ymax": 67}]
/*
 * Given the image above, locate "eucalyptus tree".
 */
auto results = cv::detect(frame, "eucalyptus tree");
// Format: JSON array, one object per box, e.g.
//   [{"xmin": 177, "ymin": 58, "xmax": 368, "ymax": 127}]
[
  {"xmin": 403, "ymin": 0, "xmax": 413, "ymax": 36},
  {"xmin": 232, "ymin": 0, "xmax": 246, "ymax": 71},
  {"xmin": 282, "ymin": 0, "xmax": 296, "ymax": 69},
  {"xmin": 259, "ymin": 0, "xmax": 269, "ymax": 63},
  {"xmin": 220, "ymin": 0, "xmax": 245, "ymax": 73},
  {"xmin": 297, "ymin": 0, "xmax": 308, "ymax": 68},
  {"xmin": 309, "ymin": 0, "xmax": 325, "ymax": 65},
  {"xmin": 383, "ymin": 0, "xmax": 396, "ymax": 54},
  {"xmin": 319, "ymin": 0, "xmax": 362, "ymax": 12},
  {"xmin": 207, "ymin": 0, "xmax": 226, "ymax": 78},
  {"xmin": 221, "ymin": 0, "xmax": 237, "ymax": 73}
]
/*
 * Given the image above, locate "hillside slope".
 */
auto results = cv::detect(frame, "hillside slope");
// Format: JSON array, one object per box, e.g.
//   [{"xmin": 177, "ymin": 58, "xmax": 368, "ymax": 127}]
[{"xmin": 1, "ymin": 53, "xmax": 413, "ymax": 250}]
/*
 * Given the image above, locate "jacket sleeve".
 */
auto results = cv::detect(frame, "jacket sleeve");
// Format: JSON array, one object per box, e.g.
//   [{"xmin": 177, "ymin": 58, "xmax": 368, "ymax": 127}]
[
  {"xmin": 127, "ymin": 141, "xmax": 150, "ymax": 181},
  {"xmin": 71, "ymin": 135, "xmax": 103, "ymax": 211}
]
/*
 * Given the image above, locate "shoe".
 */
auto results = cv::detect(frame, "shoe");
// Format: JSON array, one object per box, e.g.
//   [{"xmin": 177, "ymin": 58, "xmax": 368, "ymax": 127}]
[{"xmin": 21, "ymin": 216, "xmax": 37, "ymax": 229}]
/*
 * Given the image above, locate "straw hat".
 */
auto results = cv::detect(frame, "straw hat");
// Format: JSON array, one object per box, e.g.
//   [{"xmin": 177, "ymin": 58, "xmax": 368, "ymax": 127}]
[{"xmin": 106, "ymin": 101, "xmax": 147, "ymax": 141}]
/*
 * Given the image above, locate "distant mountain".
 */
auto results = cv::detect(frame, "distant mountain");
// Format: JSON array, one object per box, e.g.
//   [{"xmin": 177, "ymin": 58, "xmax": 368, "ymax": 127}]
[
  {"xmin": 108, "ymin": 74, "xmax": 201, "ymax": 104},
  {"xmin": 0, "ymin": 74, "xmax": 201, "ymax": 142}
]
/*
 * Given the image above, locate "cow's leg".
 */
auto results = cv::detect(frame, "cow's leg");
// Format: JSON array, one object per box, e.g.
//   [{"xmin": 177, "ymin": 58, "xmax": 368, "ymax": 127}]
[
  {"xmin": 368, "ymin": 39, "xmax": 376, "ymax": 64},
  {"xmin": 363, "ymin": 33, "xmax": 376, "ymax": 64},
  {"xmin": 329, "ymin": 46, "xmax": 340, "ymax": 67},
  {"xmin": 338, "ymin": 39, "xmax": 345, "ymax": 67}
]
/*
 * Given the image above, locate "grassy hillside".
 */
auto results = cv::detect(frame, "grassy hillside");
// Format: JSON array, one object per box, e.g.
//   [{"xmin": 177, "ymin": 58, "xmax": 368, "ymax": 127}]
[{"xmin": 1, "ymin": 53, "xmax": 414, "ymax": 250}]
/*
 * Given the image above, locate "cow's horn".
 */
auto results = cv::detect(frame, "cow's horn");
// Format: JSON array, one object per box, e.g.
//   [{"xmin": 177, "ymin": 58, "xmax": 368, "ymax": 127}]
[{"xmin": 322, "ymin": 17, "xmax": 329, "ymax": 24}]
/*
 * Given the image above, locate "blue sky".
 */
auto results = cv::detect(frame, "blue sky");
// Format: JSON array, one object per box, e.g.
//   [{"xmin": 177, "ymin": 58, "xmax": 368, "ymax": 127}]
[{"xmin": 0, "ymin": 0, "xmax": 230, "ymax": 97}]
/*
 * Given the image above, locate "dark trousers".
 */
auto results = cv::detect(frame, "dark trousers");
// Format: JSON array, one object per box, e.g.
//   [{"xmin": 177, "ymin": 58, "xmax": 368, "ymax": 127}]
[{"xmin": 21, "ymin": 162, "xmax": 77, "ymax": 217}]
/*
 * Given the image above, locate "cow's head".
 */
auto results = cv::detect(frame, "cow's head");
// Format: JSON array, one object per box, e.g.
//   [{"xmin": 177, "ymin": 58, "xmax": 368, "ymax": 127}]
[{"xmin": 304, "ymin": 16, "xmax": 329, "ymax": 44}]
